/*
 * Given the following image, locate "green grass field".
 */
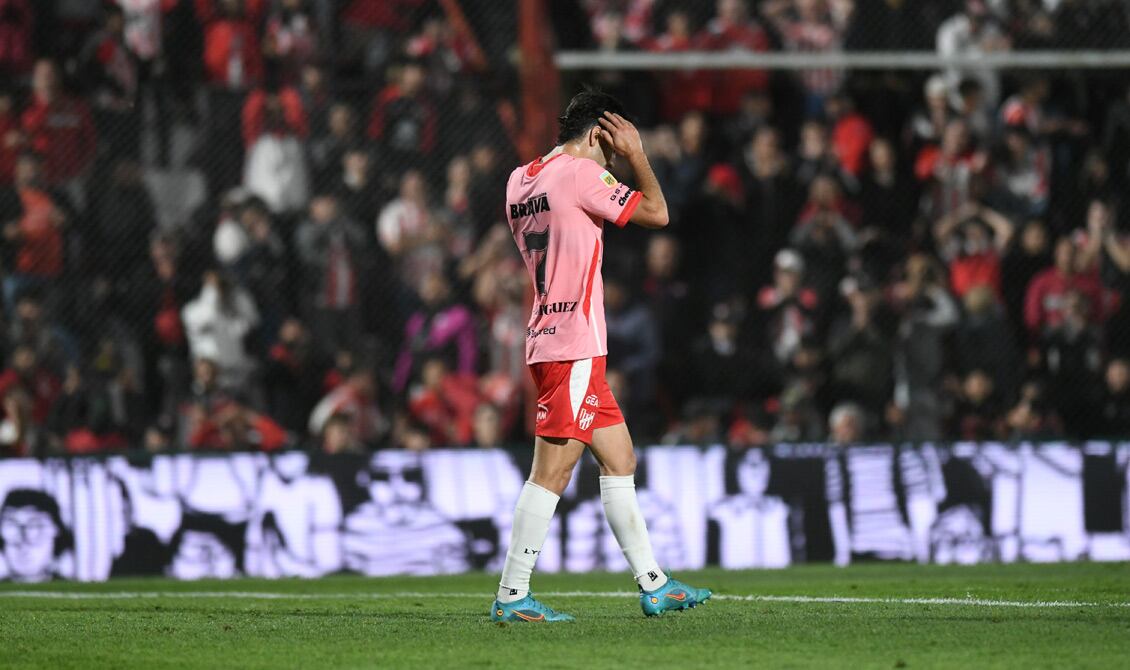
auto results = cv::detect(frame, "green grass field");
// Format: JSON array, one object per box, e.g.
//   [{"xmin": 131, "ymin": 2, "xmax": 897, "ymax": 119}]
[{"xmin": 2, "ymin": 563, "xmax": 1129, "ymax": 669}]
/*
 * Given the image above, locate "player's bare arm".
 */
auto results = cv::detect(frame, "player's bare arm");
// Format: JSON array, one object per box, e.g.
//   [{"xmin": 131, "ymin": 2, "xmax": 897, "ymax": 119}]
[{"xmin": 597, "ymin": 111, "xmax": 669, "ymax": 229}]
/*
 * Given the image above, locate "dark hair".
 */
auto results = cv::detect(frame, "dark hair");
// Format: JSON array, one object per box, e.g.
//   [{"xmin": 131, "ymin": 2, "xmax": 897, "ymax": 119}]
[
  {"xmin": 0, "ymin": 489, "xmax": 74, "ymax": 556},
  {"xmin": 169, "ymin": 512, "xmax": 246, "ymax": 572},
  {"xmin": 557, "ymin": 88, "xmax": 628, "ymax": 145}
]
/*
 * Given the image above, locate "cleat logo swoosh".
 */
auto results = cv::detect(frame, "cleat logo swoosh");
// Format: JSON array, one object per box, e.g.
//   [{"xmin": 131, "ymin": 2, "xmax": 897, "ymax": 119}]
[
  {"xmin": 666, "ymin": 591, "xmax": 688, "ymax": 602},
  {"xmin": 512, "ymin": 610, "xmax": 546, "ymax": 622}
]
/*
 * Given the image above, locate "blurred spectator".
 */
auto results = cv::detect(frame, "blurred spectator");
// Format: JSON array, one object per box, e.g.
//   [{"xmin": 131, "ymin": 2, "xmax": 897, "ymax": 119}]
[
  {"xmin": 858, "ymin": 137, "xmax": 916, "ymax": 245},
  {"xmin": 308, "ymin": 366, "xmax": 386, "ymax": 446},
  {"xmin": 212, "ymin": 188, "xmax": 249, "ymax": 268},
  {"xmin": 320, "ymin": 412, "xmax": 364, "ymax": 455},
  {"xmin": 181, "ymin": 269, "xmax": 260, "ymax": 388},
  {"xmin": 889, "ymin": 254, "xmax": 959, "ymax": 440},
  {"xmin": 263, "ymin": 318, "xmax": 321, "ymax": 433},
  {"xmin": 936, "ymin": 0, "xmax": 1009, "ymax": 107},
  {"xmin": 91, "ymin": 159, "xmax": 156, "ymax": 275},
  {"xmin": 689, "ymin": 301, "xmax": 764, "ymax": 407},
  {"xmin": 1000, "ymin": 218, "xmax": 1051, "ymax": 342},
  {"xmin": 954, "ymin": 78, "xmax": 991, "ymax": 145},
  {"xmin": 1085, "ymin": 198, "xmax": 1130, "ymax": 356},
  {"xmin": 392, "ymin": 271, "xmax": 476, "ymax": 394},
  {"xmin": 9, "ymin": 292, "xmax": 77, "ymax": 375},
  {"xmin": 948, "ymin": 369, "xmax": 1005, "ymax": 441},
  {"xmin": 1, "ymin": 152, "xmax": 68, "ymax": 313},
  {"xmin": 790, "ymin": 176, "xmax": 857, "ymax": 301},
  {"xmin": 909, "ymin": 75, "xmax": 955, "ymax": 148},
  {"xmin": 1098, "ymin": 358, "xmax": 1130, "ymax": 437},
  {"xmin": 763, "ymin": 0, "xmax": 849, "ymax": 114},
  {"xmin": 335, "ymin": 145, "xmax": 384, "ymax": 227},
  {"xmin": 825, "ymin": 91, "xmax": 873, "ymax": 179},
  {"xmin": 377, "ymin": 169, "xmax": 445, "ymax": 288},
  {"xmin": 242, "ymin": 84, "xmax": 308, "ymax": 146},
  {"xmin": 47, "ymin": 360, "xmax": 142, "ymax": 454},
  {"xmin": 440, "ymin": 155, "xmax": 475, "ymax": 258},
  {"xmin": 80, "ymin": 4, "xmax": 140, "ymax": 162},
  {"xmin": 828, "ymin": 401, "xmax": 865, "ymax": 444},
  {"xmin": 367, "ymin": 59, "xmax": 437, "ymax": 170},
  {"xmin": 189, "ymin": 400, "xmax": 287, "ymax": 451},
  {"xmin": 697, "ymin": 0, "xmax": 770, "ymax": 115},
  {"xmin": 1040, "ymin": 289, "xmax": 1103, "ymax": 436},
  {"xmin": 236, "ymin": 199, "xmax": 288, "ymax": 339},
  {"xmin": 685, "ymin": 163, "xmax": 747, "ymax": 299},
  {"xmin": 117, "ymin": 0, "xmax": 180, "ymax": 167},
  {"xmin": 263, "ymin": 0, "xmax": 318, "ymax": 82},
  {"xmin": 988, "ymin": 123, "xmax": 1048, "ymax": 220},
  {"xmin": 309, "ymin": 102, "xmax": 360, "ymax": 189},
  {"xmin": 643, "ymin": 10, "xmax": 711, "ymax": 122},
  {"xmin": 242, "ymin": 87, "xmax": 310, "ymax": 214},
  {"xmin": 0, "ymin": 386, "xmax": 30, "ymax": 456},
  {"xmin": 470, "ymin": 402, "xmax": 503, "ymax": 448},
  {"xmin": 954, "ymin": 285, "xmax": 1020, "ymax": 402},
  {"xmin": 1004, "ymin": 379, "xmax": 1062, "ymax": 439},
  {"xmin": 1023, "ymin": 234, "xmax": 1104, "ymax": 339},
  {"xmin": 0, "ymin": 89, "xmax": 17, "ymax": 185},
  {"xmin": 195, "ymin": 0, "xmax": 265, "ymax": 88},
  {"xmin": 723, "ymin": 89, "xmax": 772, "ymax": 153},
  {"xmin": 795, "ymin": 119, "xmax": 853, "ymax": 191},
  {"xmin": 21, "ymin": 59, "xmax": 97, "ymax": 194},
  {"xmin": 673, "ymin": 112, "xmax": 711, "ymax": 213},
  {"xmin": 642, "ymin": 234, "xmax": 693, "ymax": 405},
  {"xmin": 933, "ymin": 202, "xmax": 1013, "ymax": 301},
  {"xmin": 605, "ymin": 276, "xmax": 661, "ymax": 431},
  {"xmin": 827, "ymin": 276, "xmax": 891, "ymax": 416},
  {"xmin": 294, "ymin": 193, "xmax": 367, "ymax": 356},
  {"xmin": 406, "ymin": 356, "xmax": 479, "ymax": 447},
  {"xmin": 0, "ymin": 0, "xmax": 33, "ymax": 77},
  {"xmin": 0, "ymin": 344, "xmax": 59, "ymax": 427},
  {"xmin": 916, "ymin": 119, "xmax": 986, "ymax": 222},
  {"xmin": 120, "ymin": 234, "xmax": 194, "ymax": 424},
  {"xmin": 739, "ymin": 127, "xmax": 802, "ymax": 289},
  {"xmin": 757, "ymin": 249, "xmax": 819, "ymax": 366}
]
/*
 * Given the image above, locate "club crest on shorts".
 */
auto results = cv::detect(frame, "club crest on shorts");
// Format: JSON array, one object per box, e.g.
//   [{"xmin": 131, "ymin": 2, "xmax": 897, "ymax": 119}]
[
  {"xmin": 578, "ymin": 408, "xmax": 596, "ymax": 431},
  {"xmin": 536, "ymin": 404, "xmax": 548, "ymax": 423}
]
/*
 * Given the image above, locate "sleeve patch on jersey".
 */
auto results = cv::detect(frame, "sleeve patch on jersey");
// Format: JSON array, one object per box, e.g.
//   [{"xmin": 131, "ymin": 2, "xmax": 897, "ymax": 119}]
[{"xmin": 599, "ymin": 170, "xmax": 617, "ymax": 188}]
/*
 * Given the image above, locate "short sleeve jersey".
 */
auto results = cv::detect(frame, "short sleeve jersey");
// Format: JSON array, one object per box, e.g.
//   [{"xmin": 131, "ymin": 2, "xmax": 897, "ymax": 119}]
[{"xmin": 505, "ymin": 153, "xmax": 643, "ymax": 364}]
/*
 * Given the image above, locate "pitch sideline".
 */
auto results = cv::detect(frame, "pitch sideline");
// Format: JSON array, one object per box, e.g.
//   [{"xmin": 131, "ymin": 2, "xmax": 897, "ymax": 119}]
[{"xmin": 0, "ymin": 590, "xmax": 1127, "ymax": 608}]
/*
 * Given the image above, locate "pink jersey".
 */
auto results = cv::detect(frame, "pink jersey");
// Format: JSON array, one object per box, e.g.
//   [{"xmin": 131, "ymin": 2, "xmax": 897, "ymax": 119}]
[{"xmin": 506, "ymin": 153, "xmax": 642, "ymax": 364}]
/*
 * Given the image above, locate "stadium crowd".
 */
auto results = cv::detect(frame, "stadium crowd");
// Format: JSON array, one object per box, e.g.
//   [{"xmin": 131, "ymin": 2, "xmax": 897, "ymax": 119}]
[{"xmin": 1, "ymin": 0, "xmax": 1130, "ymax": 456}]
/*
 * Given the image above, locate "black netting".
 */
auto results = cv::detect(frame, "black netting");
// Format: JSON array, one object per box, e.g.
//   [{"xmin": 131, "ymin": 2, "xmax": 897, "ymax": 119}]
[{"xmin": 0, "ymin": 0, "xmax": 1129, "ymax": 456}]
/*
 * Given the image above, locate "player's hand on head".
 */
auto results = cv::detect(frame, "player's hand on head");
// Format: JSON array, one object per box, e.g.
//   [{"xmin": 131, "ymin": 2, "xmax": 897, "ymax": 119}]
[{"xmin": 597, "ymin": 111, "xmax": 644, "ymax": 158}]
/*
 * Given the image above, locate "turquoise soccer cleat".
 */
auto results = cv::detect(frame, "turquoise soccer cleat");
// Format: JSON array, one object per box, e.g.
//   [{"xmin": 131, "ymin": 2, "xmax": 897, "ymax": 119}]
[
  {"xmin": 640, "ymin": 575, "xmax": 713, "ymax": 617},
  {"xmin": 490, "ymin": 594, "xmax": 576, "ymax": 623}
]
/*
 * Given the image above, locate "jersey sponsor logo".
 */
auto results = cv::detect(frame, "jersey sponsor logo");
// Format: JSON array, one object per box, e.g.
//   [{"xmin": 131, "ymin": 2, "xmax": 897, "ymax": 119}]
[
  {"xmin": 599, "ymin": 170, "xmax": 617, "ymax": 187},
  {"xmin": 538, "ymin": 301, "xmax": 577, "ymax": 316},
  {"xmin": 509, "ymin": 193, "xmax": 552, "ymax": 220},
  {"xmin": 578, "ymin": 408, "xmax": 596, "ymax": 431},
  {"xmin": 536, "ymin": 403, "xmax": 548, "ymax": 423},
  {"xmin": 526, "ymin": 326, "xmax": 556, "ymax": 339},
  {"xmin": 610, "ymin": 185, "xmax": 635, "ymax": 207},
  {"xmin": 585, "ymin": 394, "xmax": 599, "ymax": 407}
]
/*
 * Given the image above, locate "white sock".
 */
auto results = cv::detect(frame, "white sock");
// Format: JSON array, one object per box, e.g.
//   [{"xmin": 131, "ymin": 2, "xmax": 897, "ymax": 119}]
[
  {"xmin": 497, "ymin": 481, "xmax": 559, "ymax": 603},
  {"xmin": 600, "ymin": 475, "xmax": 668, "ymax": 592}
]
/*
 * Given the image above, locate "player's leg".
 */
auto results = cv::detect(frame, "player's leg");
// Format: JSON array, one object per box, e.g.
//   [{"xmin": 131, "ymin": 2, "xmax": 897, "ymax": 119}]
[
  {"xmin": 589, "ymin": 412, "xmax": 712, "ymax": 616},
  {"xmin": 588, "ymin": 422, "xmax": 667, "ymax": 591},
  {"xmin": 492, "ymin": 436, "xmax": 584, "ymax": 622}
]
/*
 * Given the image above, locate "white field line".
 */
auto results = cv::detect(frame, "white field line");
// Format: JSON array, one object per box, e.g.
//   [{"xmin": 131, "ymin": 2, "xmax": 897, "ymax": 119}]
[{"xmin": 0, "ymin": 590, "xmax": 1128, "ymax": 609}]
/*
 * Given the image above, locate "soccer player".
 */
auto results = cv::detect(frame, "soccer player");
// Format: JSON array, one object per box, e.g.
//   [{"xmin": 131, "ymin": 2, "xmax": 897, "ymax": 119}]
[{"xmin": 491, "ymin": 90, "xmax": 712, "ymax": 622}]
